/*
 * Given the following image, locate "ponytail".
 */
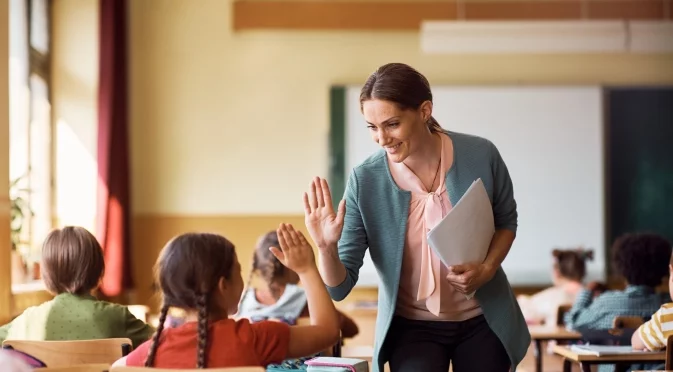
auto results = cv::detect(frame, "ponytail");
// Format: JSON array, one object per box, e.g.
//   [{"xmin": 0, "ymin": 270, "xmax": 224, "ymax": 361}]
[{"xmin": 427, "ymin": 116, "xmax": 443, "ymax": 133}]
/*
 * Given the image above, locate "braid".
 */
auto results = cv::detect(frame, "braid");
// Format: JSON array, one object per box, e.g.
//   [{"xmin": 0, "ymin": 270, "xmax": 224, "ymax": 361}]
[
  {"xmin": 144, "ymin": 305, "xmax": 169, "ymax": 367},
  {"xmin": 196, "ymin": 293, "xmax": 209, "ymax": 368}
]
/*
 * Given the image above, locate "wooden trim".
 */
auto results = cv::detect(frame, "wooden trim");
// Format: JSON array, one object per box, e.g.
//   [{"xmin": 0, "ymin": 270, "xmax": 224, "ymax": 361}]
[
  {"xmin": 233, "ymin": 1, "xmax": 457, "ymax": 30},
  {"xmin": 234, "ymin": 0, "xmax": 668, "ymax": 30},
  {"xmin": 465, "ymin": 1, "xmax": 582, "ymax": 20},
  {"xmin": 587, "ymin": 0, "xmax": 665, "ymax": 20}
]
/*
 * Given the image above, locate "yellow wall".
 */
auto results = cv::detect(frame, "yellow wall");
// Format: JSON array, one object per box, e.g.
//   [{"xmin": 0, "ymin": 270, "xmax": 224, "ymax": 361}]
[
  {"xmin": 1, "ymin": 0, "xmax": 12, "ymax": 320},
  {"xmin": 52, "ymin": 0, "xmax": 99, "ymax": 232},
  {"xmin": 127, "ymin": 0, "xmax": 673, "ymax": 306},
  {"xmin": 40, "ymin": 0, "xmax": 673, "ymax": 306}
]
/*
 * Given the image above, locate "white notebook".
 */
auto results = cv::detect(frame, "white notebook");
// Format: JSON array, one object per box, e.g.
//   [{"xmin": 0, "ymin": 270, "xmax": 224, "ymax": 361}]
[
  {"xmin": 570, "ymin": 345, "xmax": 654, "ymax": 356},
  {"xmin": 426, "ymin": 179, "xmax": 495, "ymax": 300}
]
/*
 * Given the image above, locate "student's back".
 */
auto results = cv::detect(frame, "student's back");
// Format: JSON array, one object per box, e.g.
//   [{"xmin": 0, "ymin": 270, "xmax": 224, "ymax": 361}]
[
  {"xmin": 0, "ymin": 227, "xmax": 152, "ymax": 348},
  {"xmin": 126, "ymin": 318, "xmax": 288, "ymax": 367},
  {"xmin": 116, "ymin": 224, "xmax": 340, "ymax": 369},
  {"xmin": 518, "ymin": 248, "xmax": 592, "ymax": 325},
  {"xmin": 564, "ymin": 234, "xmax": 672, "ymax": 331},
  {"xmin": 1, "ymin": 293, "xmax": 151, "ymax": 346}
]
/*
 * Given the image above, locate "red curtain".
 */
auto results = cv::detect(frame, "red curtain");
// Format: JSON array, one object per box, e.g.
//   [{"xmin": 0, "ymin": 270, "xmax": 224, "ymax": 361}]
[{"xmin": 97, "ymin": 0, "xmax": 132, "ymax": 297}]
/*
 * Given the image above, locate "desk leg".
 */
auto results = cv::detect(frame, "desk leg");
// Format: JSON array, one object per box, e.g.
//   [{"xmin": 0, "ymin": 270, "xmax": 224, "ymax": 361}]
[
  {"xmin": 534, "ymin": 340, "xmax": 542, "ymax": 372},
  {"xmin": 614, "ymin": 363, "xmax": 629, "ymax": 372},
  {"xmin": 580, "ymin": 362, "xmax": 591, "ymax": 372},
  {"xmin": 562, "ymin": 358, "xmax": 572, "ymax": 372}
]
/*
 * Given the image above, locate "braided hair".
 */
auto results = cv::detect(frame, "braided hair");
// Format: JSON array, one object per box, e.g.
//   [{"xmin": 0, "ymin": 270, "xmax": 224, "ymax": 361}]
[
  {"xmin": 248, "ymin": 231, "xmax": 287, "ymax": 300},
  {"xmin": 144, "ymin": 233, "xmax": 236, "ymax": 369}
]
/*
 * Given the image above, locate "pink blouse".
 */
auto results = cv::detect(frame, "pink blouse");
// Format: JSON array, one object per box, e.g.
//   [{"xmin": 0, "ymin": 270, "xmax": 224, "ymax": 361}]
[{"xmin": 389, "ymin": 133, "xmax": 482, "ymax": 321}]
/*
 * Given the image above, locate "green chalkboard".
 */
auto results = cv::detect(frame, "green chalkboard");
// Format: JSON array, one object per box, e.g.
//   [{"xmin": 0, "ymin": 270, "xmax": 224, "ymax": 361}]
[{"xmin": 607, "ymin": 87, "xmax": 673, "ymax": 269}]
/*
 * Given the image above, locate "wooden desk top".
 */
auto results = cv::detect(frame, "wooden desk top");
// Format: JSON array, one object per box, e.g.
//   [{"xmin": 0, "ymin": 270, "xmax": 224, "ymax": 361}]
[
  {"xmin": 529, "ymin": 325, "xmax": 582, "ymax": 340},
  {"xmin": 552, "ymin": 345, "xmax": 665, "ymax": 363}
]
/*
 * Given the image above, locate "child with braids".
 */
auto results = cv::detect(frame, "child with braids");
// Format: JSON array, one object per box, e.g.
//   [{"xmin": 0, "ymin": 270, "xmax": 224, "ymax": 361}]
[
  {"xmin": 114, "ymin": 223, "xmax": 341, "ymax": 369},
  {"xmin": 238, "ymin": 231, "xmax": 359, "ymax": 338}
]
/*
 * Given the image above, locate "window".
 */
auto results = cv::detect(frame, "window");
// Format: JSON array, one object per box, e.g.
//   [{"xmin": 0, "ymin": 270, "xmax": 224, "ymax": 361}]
[{"xmin": 9, "ymin": 0, "xmax": 53, "ymax": 284}]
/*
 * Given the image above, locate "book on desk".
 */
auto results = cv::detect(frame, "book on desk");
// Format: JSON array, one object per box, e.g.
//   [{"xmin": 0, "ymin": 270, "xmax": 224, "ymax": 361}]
[{"xmin": 570, "ymin": 345, "xmax": 656, "ymax": 356}]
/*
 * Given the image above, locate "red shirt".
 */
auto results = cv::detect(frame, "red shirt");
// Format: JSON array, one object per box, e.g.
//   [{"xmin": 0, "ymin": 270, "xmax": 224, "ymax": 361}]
[{"xmin": 126, "ymin": 318, "xmax": 290, "ymax": 368}]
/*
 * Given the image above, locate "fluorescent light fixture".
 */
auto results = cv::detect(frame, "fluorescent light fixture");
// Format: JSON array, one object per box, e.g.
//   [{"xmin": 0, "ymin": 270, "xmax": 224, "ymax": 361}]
[
  {"xmin": 629, "ymin": 21, "xmax": 673, "ymax": 53},
  {"xmin": 420, "ymin": 21, "xmax": 627, "ymax": 54}
]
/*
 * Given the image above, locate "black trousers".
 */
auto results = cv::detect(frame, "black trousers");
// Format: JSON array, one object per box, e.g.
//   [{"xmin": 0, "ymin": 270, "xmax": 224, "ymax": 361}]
[{"xmin": 382, "ymin": 315, "xmax": 510, "ymax": 372}]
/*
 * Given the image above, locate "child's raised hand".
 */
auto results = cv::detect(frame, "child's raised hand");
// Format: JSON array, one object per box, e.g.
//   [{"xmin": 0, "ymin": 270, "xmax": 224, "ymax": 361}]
[{"xmin": 270, "ymin": 223, "xmax": 316, "ymax": 274}]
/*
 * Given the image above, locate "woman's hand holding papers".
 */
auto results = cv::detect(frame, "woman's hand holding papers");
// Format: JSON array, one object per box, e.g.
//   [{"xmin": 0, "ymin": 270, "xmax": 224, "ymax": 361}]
[{"xmin": 446, "ymin": 263, "xmax": 496, "ymax": 295}]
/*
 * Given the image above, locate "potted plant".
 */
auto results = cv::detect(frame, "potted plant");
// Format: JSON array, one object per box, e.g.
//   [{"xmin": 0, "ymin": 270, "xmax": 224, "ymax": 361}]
[{"xmin": 9, "ymin": 175, "xmax": 32, "ymax": 284}]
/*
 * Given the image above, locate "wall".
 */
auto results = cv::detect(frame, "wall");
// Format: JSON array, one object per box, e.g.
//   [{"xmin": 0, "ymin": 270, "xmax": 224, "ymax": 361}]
[
  {"xmin": 19, "ymin": 0, "xmax": 666, "ymax": 307},
  {"xmin": 51, "ymin": 0, "xmax": 99, "ymax": 232}
]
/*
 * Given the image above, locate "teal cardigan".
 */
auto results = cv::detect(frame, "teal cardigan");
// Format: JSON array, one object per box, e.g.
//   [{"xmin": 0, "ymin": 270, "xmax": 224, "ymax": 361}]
[{"xmin": 327, "ymin": 131, "xmax": 531, "ymax": 372}]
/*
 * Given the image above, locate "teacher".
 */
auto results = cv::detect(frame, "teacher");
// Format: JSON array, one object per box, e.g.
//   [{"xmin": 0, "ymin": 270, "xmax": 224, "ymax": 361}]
[{"xmin": 303, "ymin": 63, "xmax": 530, "ymax": 372}]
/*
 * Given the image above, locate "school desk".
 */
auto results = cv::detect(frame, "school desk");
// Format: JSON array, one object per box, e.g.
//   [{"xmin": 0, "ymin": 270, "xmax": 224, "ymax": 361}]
[
  {"xmin": 529, "ymin": 325, "xmax": 582, "ymax": 372},
  {"xmin": 553, "ymin": 344, "xmax": 666, "ymax": 372}
]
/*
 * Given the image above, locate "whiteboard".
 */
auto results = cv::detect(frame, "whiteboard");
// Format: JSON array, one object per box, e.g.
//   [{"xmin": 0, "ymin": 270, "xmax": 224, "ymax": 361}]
[{"xmin": 344, "ymin": 86, "xmax": 605, "ymax": 287}]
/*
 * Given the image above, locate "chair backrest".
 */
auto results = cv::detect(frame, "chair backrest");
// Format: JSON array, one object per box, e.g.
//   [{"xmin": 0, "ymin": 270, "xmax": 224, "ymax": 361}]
[
  {"xmin": 34, "ymin": 363, "xmax": 111, "ymax": 372},
  {"xmin": 110, "ymin": 367, "xmax": 265, "ymax": 371},
  {"xmin": 612, "ymin": 316, "xmax": 644, "ymax": 329},
  {"xmin": 666, "ymin": 335, "xmax": 673, "ymax": 370},
  {"xmin": 2, "ymin": 338, "xmax": 132, "ymax": 367},
  {"xmin": 556, "ymin": 304, "xmax": 572, "ymax": 326}
]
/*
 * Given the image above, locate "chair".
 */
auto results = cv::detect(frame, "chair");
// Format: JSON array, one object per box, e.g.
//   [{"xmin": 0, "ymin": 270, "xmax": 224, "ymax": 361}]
[
  {"xmin": 612, "ymin": 316, "xmax": 644, "ymax": 329},
  {"xmin": 2, "ymin": 338, "xmax": 132, "ymax": 367},
  {"xmin": 34, "ymin": 364, "xmax": 111, "ymax": 372},
  {"xmin": 665, "ymin": 334, "xmax": 673, "ymax": 370},
  {"xmin": 556, "ymin": 304, "xmax": 572, "ymax": 326},
  {"xmin": 111, "ymin": 368, "xmax": 264, "ymax": 371}
]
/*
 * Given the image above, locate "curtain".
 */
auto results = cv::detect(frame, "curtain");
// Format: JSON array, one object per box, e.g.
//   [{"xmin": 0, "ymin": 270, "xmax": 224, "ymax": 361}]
[{"xmin": 97, "ymin": 0, "xmax": 132, "ymax": 297}]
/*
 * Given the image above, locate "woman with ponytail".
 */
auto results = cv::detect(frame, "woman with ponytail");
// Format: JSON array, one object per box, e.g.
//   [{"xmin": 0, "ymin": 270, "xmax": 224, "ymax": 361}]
[
  {"xmin": 112, "ymin": 224, "xmax": 340, "ymax": 369},
  {"xmin": 305, "ymin": 63, "xmax": 528, "ymax": 372},
  {"xmin": 518, "ymin": 248, "xmax": 594, "ymax": 326}
]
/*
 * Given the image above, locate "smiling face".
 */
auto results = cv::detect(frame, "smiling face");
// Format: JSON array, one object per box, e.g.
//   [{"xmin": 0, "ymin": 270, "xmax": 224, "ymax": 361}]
[{"xmin": 362, "ymin": 99, "xmax": 433, "ymax": 163}]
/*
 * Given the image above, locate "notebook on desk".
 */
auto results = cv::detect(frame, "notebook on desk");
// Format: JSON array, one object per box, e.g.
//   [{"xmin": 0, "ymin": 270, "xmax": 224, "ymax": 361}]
[{"xmin": 570, "ymin": 345, "xmax": 654, "ymax": 356}]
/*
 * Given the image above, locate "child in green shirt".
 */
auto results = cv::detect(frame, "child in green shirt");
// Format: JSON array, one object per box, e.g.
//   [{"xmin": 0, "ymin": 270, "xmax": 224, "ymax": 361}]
[{"xmin": 0, "ymin": 226, "xmax": 153, "ymax": 348}]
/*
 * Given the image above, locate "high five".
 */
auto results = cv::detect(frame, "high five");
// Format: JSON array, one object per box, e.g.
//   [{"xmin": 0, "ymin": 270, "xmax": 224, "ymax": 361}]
[{"xmin": 301, "ymin": 63, "xmax": 529, "ymax": 372}]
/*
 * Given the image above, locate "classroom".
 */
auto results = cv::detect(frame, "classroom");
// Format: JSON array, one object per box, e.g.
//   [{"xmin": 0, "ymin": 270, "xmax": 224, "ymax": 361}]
[{"xmin": 0, "ymin": 0, "xmax": 672, "ymax": 371}]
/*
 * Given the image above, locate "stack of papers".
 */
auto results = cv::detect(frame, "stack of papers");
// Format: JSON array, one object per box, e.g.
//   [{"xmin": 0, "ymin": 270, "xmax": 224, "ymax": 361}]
[
  {"xmin": 427, "ymin": 179, "xmax": 495, "ymax": 299},
  {"xmin": 570, "ymin": 345, "xmax": 654, "ymax": 356}
]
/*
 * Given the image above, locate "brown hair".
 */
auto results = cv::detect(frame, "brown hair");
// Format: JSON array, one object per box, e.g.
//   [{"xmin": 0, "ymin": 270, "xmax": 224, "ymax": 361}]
[
  {"xmin": 552, "ymin": 248, "xmax": 593, "ymax": 282},
  {"xmin": 360, "ymin": 63, "xmax": 442, "ymax": 133},
  {"xmin": 247, "ymin": 231, "xmax": 286, "ymax": 299},
  {"xmin": 145, "ymin": 233, "xmax": 236, "ymax": 369},
  {"xmin": 41, "ymin": 226, "xmax": 105, "ymax": 296}
]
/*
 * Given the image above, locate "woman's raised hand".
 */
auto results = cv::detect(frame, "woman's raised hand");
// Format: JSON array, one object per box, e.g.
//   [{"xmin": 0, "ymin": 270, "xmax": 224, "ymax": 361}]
[{"xmin": 303, "ymin": 177, "xmax": 346, "ymax": 253}]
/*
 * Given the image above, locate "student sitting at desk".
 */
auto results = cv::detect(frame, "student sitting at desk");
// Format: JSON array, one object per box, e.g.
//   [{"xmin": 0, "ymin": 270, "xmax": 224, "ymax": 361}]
[
  {"xmin": 0, "ymin": 226, "xmax": 153, "ymax": 348},
  {"xmin": 238, "ymin": 231, "xmax": 359, "ymax": 338},
  {"xmin": 564, "ymin": 233, "xmax": 671, "ymax": 372},
  {"xmin": 632, "ymin": 243, "xmax": 673, "ymax": 351},
  {"xmin": 564, "ymin": 233, "xmax": 671, "ymax": 331},
  {"xmin": 518, "ymin": 248, "xmax": 593, "ymax": 325}
]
